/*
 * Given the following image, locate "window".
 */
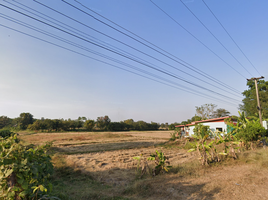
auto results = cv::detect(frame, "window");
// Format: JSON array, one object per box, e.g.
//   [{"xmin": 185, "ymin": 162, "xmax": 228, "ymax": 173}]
[{"xmin": 216, "ymin": 128, "xmax": 223, "ymax": 132}]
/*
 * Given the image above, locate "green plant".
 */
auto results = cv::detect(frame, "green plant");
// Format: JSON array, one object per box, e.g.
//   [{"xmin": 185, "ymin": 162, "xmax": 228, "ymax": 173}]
[
  {"xmin": 0, "ymin": 129, "xmax": 14, "ymax": 138},
  {"xmin": 169, "ymin": 132, "xmax": 176, "ymax": 141},
  {"xmin": 133, "ymin": 154, "xmax": 150, "ymax": 178},
  {"xmin": 148, "ymin": 150, "xmax": 171, "ymax": 175},
  {"xmin": 0, "ymin": 135, "xmax": 54, "ymax": 199},
  {"xmin": 226, "ymin": 111, "xmax": 267, "ymax": 149},
  {"xmin": 189, "ymin": 124, "xmax": 211, "ymax": 165}
]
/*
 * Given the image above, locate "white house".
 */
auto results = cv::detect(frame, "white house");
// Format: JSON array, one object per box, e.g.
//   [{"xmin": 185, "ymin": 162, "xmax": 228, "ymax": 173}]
[{"xmin": 175, "ymin": 116, "xmax": 236, "ymax": 136}]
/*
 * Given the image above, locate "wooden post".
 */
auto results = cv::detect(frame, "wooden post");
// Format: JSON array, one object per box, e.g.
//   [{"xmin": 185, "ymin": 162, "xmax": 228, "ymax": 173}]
[{"xmin": 247, "ymin": 76, "xmax": 264, "ymax": 126}]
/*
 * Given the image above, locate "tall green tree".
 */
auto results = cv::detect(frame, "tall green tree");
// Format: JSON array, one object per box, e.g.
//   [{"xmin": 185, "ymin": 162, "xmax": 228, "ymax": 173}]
[
  {"xmin": 0, "ymin": 116, "xmax": 11, "ymax": 129},
  {"xmin": 240, "ymin": 80, "xmax": 268, "ymax": 119},
  {"xmin": 84, "ymin": 119, "xmax": 95, "ymax": 131},
  {"xmin": 96, "ymin": 115, "xmax": 111, "ymax": 130},
  {"xmin": 19, "ymin": 112, "xmax": 34, "ymax": 130},
  {"xmin": 191, "ymin": 115, "xmax": 202, "ymax": 122}
]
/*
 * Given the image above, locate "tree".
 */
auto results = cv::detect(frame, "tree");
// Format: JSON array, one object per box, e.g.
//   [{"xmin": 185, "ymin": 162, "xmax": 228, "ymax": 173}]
[
  {"xmin": 240, "ymin": 80, "xmax": 268, "ymax": 119},
  {"xmin": 19, "ymin": 112, "xmax": 34, "ymax": 130},
  {"xmin": 84, "ymin": 120, "xmax": 95, "ymax": 131},
  {"xmin": 195, "ymin": 104, "xmax": 217, "ymax": 119},
  {"xmin": 212, "ymin": 108, "xmax": 230, "ymax": 118},
  {"xmin": 191, "ymin": 115, "xmax": 202, "ymax": 122},
  {"xmin": 0, "ymin": 116, "xmax": 11, "ymax": 129},
  {"xmin": 96, "ymin": 115, "xmax": 111, "ymax": 130}
]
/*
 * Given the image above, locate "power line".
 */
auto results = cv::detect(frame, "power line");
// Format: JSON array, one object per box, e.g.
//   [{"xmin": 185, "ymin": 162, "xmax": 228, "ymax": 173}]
[
  {"xmin": 179, "ymin": 0, "xmax": 254, "ymax": 77},
  {"xmin": 0, "ymin": 3, "xmax": 242, "ymax": 105},
  {"xmin": 4, "ymin": 0, "xmax": 157, "ymax": 68},
  {"xmin": 73, "ymin": 0, "xmax": 242, "ymax": 94},
  {"xmin": 0, "ymin": 21, "xmax": 239, "ymax": 106},
  {"xmin": 55, "ymin": 0, "xmax": 243, "ymax": 95},
  {"xmin": 150, "ymin": 0, "xmax": 248, "ymax": 79},
  {"xmin": 4, "ymin": 0, "xmax": 242, "ymax": 98},
  {"xmin": 201, "ymin": 0, "xmax": 262, "ymax": 76}
]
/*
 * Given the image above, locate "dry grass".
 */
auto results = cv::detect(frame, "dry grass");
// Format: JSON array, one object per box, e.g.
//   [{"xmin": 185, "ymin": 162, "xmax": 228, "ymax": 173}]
[
  {"xmin": 19, "ymin": 132, "xmax": 133, "ymax": 145},
  {"xmin": 19, "ymin": 131, "xmax": 268, "ymax": 199}
]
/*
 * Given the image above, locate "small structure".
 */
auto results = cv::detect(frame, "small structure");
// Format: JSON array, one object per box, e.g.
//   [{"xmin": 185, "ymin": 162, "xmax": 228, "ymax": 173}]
[{"xmin": 175, "ymin": 116, "xmax": 237, "ymax": 136}]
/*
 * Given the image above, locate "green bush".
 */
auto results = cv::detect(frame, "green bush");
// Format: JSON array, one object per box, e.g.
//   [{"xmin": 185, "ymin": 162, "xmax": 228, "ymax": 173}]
[
  {"xmin": 235, "ymin": 121, "xmax": 266, "ymax": 142},
  {"xmin": 0, "ymin": 135, "xmax": 54, "ymax": 199},
  {"xmin": 0, "ymin": 129, "xmax": 14, "ymax": 138}
]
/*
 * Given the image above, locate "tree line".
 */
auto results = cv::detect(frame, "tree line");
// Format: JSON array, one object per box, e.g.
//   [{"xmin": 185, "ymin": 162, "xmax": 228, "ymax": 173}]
[
  {"xmin": 0, "ymin": 114, "xmax": 160, "ymax": 132},
  {"xmin": 1, "ymin": 79, "xmax": 266, "ymax": 132}
]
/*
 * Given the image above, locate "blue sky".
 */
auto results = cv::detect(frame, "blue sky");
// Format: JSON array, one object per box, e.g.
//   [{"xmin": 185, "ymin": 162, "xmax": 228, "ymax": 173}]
[{"xmin": 0, "ymin": 0, "xmax": 267, "ymax": 123}]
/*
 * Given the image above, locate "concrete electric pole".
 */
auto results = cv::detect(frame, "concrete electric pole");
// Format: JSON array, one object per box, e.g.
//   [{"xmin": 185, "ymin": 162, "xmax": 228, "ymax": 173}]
[{"xmin": 247, "ymin": 76, "xmax": 265, "ymax": 126}]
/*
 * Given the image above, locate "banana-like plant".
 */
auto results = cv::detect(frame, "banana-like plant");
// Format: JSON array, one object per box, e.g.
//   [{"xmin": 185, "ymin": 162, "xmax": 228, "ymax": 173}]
[
  {"xmin": 133, "ymin": 154, "xmax": 150, "ymax": 178},
  {"xmin": 148, "ymin": 150, "xmax": 171, "ymax": 176},
  {"xmin": 188, "ymin": 124, "xmax": 211, "ymax": 165}
]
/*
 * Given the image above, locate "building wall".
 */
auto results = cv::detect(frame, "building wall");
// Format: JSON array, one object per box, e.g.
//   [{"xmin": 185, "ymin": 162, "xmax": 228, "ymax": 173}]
[{"xmin": 187, "ymin": 121, "xmax": 228, "ymax": 136}]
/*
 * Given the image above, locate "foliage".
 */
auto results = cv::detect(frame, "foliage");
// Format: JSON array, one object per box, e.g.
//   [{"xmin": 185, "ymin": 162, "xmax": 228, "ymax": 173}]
[
  {"xmin": 169, "ymin": 132, "xmax": 177, "ymax": 141},
  {"xmin": 96, "ymin": 116, "xmax": 111, "ymax": 131},
  {"xmin": 191, "ymin": 115, "xmax": 202, "ymax": 122},
  {"xmin": 19, "ymin": 113, "xmax": 34, "ymax": 130},
  {"xmin": 193, "ymin": 124, "xmax": 210, "ymax": 137},
  {"xmin": 240, "ymin": 79, "xmax": 268, "ymax": 119},
  {"xmin": 226, "ymin": 111, "xmax": 267, "ymax": 143},
  {"xmin": 168, "ymin": 124, "xmax": 175, "ymax": 130},
  {"xmin": 212, "ymin": 108, "xmax": 230, "ymax": 118},
  {"xmin": 133, "ymin": 150, "xmax": 171, "ymax": 177},
  {"xmin": 168, "ymin": 123, "xmax": 180, "ymax": 130},
  {"xmin": 84, "ymin": 120, "xmax": 95, "ymax": 131},
  {"xmin": 133, "ymin": 154, "xmax": 149, "ymax": 178},
  {"xmin": 189, "ymin": 126, "xmax": 240, "ymax": 165},
  {"xmin": 0, "ymin": 135, "xmax": 54, "ymax": 199},
  {"xmin": 0, "ymin": 130, "xmax": 14, "ymax": 138},
  {"xmin": 190, "ymin": 124, "xmax": 211, "ymax": 165},
  {"xmin": 0, "ymin": 116, "xmax": 12, "ymax": 129},
  {"xmin": 148, "ymin": 150, "xmax": 171, "ymax": 176},
  {"xmin": 195, "ymin": 103, "xmax": 217, "ymax": 120}
]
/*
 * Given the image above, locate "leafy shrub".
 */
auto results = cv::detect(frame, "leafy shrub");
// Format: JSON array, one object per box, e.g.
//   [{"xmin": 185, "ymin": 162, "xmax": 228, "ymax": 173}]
[
  {"xmin": 148, "ymin": 150, "xmax": 171, "ymax": 175},
  {"xmin": 169, "ymin": 132, "xmax": 176, "ymax": 141},
  {"xmin": 0, "ymin": 135, "xmax": 54, "ymax": 199},
  {"xmin": 133, "ymin": 150, "xmax": 171, "ymax": 177},
  {"xmin": 0, "ymin": 129, "xmax": 14, "ymax": 138},
  {"xmin": 235, "ymin": 120, "xmax": 266, "ymax": 142}
]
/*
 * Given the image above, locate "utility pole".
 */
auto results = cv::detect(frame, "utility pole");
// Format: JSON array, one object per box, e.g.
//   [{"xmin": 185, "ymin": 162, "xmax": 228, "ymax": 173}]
[{"xmin": 247, "ymin": 76, "xmax": 264, "ymax": 126}]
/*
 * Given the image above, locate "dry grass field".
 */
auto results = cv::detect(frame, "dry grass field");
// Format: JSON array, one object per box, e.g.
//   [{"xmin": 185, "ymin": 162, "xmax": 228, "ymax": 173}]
[{"xmin": 19, "ymin": 131, "xmax": 268, "ymax": 200}]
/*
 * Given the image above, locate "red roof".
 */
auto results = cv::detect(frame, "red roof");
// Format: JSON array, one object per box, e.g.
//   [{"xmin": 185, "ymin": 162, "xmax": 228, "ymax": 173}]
[{"xmin": 175, "ymin": 116, "xmax": 233, "ymax": 127}]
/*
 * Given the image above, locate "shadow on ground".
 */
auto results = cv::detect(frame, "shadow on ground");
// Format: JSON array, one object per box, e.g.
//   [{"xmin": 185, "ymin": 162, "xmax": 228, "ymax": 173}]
[
  {"xmin": 52, "ymin": 141, "xmax": 165, "ymax": 154},
  {"xmin": 51, "ymin": 157, "xmax": 221, "ymax": 200}
]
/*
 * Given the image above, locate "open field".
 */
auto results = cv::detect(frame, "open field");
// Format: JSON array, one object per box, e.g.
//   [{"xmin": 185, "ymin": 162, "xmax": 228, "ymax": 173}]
[{"xmin": 19, "ymin": 131, "xmax": 268, "ymax": 200}]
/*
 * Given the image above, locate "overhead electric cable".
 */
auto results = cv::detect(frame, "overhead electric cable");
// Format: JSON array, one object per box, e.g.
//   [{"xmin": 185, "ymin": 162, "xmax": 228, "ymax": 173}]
[
  {"xmin": 150, "ymin": 0, "xmax": 248, "ymax": 80},
  {"xmin": 0, "ymin": 3, "xmax": 242, "ymax": 103},
  {"xmin": 5, "ymin": 0, "xmax": 241, "ymax": 98},
  {"xmin": 8, "ymin": 0, "xmax": 241, "ymax": 97},
  {"xmin": 73, "ymin": 0, "xmax": 241, "ymax": 94},
  {"xmin": 201, "ymin": 0, "xmax": 261, "ymax": 76},
  {"xmin": 6, "ymin": 0, "xmax": 145, "ymax": 63},
  {"xmin": 179, "ymin": 0, "xmax": 254, "ymax": 77},
  {"xmin": 51, "ymin": 0, "xmax": 243, "ymax": 94},
  {"xmin": 0, "ymin": 22, "xmax": 239, "ymax": 106}
]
